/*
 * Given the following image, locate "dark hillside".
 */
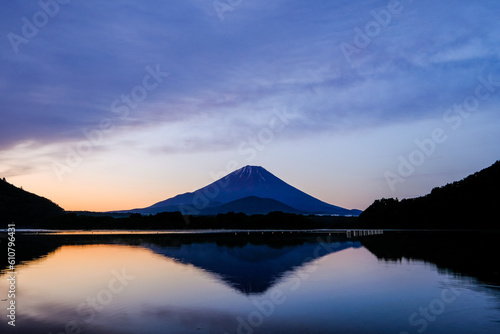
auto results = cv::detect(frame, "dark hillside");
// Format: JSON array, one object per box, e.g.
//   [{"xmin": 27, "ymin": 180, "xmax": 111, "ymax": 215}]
[
  {"xmin": 0, "ymin": 178, "xmax": 64, "ymax": 227},
  {"xmin": 359, "ymin": 161, "xmax": 500, "ymax": 229}
]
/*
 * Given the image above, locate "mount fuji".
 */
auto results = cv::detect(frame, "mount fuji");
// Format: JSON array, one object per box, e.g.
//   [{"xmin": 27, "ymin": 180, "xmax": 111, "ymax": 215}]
[{"xmin": 123, "ymin": 166, "xmax": 361, "ymax": 216}]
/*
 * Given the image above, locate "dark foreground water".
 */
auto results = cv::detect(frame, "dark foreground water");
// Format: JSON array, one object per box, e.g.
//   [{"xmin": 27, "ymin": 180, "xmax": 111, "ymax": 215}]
[{"xmin": 1, "ymin": 230, "xmax": 499, "ymax": 334}]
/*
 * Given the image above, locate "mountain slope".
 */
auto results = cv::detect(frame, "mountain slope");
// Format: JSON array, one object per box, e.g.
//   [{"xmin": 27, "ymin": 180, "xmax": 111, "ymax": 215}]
[
  {"xmin": 200, "ymin": 196, "xmax": 304, "ymax": 215},
  {"xmin": 359, "ymin": 160, "xmax": 500, "ymax": 229},
  {"xmin": 131, "ymin": 166, "xmax": 361, "ymax": 215},
  {"xmin": 0, "ymin": 178, "xmax": 64, "ymax": 226}
]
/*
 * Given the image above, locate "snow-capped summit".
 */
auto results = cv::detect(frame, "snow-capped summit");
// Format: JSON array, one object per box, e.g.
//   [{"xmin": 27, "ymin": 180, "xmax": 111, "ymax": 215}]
[{"xmin": 228, "ymin": 165, "xmax": 266, "ymax": 182}]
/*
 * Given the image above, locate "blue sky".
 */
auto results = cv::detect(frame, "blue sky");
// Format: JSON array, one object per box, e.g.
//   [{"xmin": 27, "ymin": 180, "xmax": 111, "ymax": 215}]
[{"xmin": 1, "ymin": 0, "xmax": 500, "ymax": 211}]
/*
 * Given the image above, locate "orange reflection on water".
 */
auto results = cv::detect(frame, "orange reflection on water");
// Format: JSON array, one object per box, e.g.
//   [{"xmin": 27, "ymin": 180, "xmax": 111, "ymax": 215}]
[{"xmin": 0, "ymin": 243, "xmax": 236, "ymax": 333}]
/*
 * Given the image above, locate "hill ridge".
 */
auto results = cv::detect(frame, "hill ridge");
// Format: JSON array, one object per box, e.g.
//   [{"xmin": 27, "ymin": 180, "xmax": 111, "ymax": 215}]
[
  {"xmin": 0, "ymin": 178, "xmax": 64, "ymax": 226},
  {"xmin": 359, "ymin": 160, "xmax": 500, "ymax": 229}
]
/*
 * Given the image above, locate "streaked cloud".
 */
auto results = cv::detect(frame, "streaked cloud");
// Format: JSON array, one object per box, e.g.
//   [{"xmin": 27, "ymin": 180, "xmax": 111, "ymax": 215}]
[{"xmin": 1, "ymin": 0, "xmax": 499, "ymax": 210}]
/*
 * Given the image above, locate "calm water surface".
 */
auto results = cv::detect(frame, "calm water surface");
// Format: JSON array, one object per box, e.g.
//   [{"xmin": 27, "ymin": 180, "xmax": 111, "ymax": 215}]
[{"xmin": 1, "ymin": 231, "xmax": 499, "ymax": 334}]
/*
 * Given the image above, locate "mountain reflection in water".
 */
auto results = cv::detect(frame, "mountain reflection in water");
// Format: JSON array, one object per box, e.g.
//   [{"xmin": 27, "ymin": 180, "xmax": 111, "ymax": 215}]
[
  {"xmin": 0, "ymin": 230, "xmax": 499, "ymax": 334},
  {"xmin": 2, "ymin": 232, "xmax": 362, "ymax": 294}
]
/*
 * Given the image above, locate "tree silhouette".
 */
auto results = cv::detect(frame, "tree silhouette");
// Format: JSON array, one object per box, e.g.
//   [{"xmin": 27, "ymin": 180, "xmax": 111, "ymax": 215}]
[{"xmin": 359, "ymin": 160, "xmax": 500, "ymax": 229}]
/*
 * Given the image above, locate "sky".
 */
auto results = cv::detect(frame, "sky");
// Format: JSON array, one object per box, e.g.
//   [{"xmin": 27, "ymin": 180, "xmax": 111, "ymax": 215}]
[{"xmin": 1, "ymin": 0, "xmax": 500, "ymax": 212}]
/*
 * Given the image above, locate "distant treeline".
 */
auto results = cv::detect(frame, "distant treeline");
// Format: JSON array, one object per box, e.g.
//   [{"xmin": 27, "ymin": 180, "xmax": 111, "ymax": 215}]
[
  {"xmin": 4, "ymin": 160, "xmax": 499, "ymax": 231},
  {"xmin": 42, "ymin": 211, "xmax": 359, "ymax": 230},
  {"xmin": 359, "ymin": 160, "xmax": 500, "ymax": 229}
]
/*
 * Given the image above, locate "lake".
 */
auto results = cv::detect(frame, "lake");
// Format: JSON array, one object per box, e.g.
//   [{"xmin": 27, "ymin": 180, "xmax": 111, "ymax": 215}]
[{"xmin": 1, "ymin": 230, "xmax": 499, "ymax": 334}]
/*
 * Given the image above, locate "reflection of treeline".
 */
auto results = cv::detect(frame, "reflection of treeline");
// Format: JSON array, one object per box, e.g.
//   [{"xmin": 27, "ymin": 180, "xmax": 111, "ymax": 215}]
[
  {"xmin": 361, "ymin": 231, "xmax": 500, "ymax": 286},
  {"xmin": 45, "ymin": 211, "xmax": 359, "ymax": 230},
  {"xmin": 359, "ymin": 160, "xmax": 500, "ymax": 229},
  {"xmin": 1, "ymin": 232, "xmax": 353, "ymax": 272}
]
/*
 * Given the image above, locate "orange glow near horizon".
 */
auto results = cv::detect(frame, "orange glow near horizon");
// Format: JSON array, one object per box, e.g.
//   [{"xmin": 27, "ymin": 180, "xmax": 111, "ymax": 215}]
[
  {"xmin": 8, "ymin": 173, "xmax": 186, "ymax": 212},
  {"xmin": 10, "ymin": 175, "xmax": 366, "ymax": 213},
  {"xmin": 5, "ymin": 147, "xmax": 377, "ymax": 213},
  {"xmin": 8, "ymin": 176, "xmax": 368, "ymax": 213},
  {"xmin": 7, "ymin": 170, "xmax": 367, "ymax": 213}
]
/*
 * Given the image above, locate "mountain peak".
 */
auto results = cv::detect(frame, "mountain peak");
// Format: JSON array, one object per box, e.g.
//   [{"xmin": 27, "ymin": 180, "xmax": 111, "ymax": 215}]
[
  {"xmin": 231, "ymin": 165, "xmax": 268, "ymax": 182},
  {"xmin": 234, "ymin": 165, "xmax": 266, "ymax": 174},
  {"xmin": 133, "ymin": 165, "xmax": 361, "ymax": 216}
]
